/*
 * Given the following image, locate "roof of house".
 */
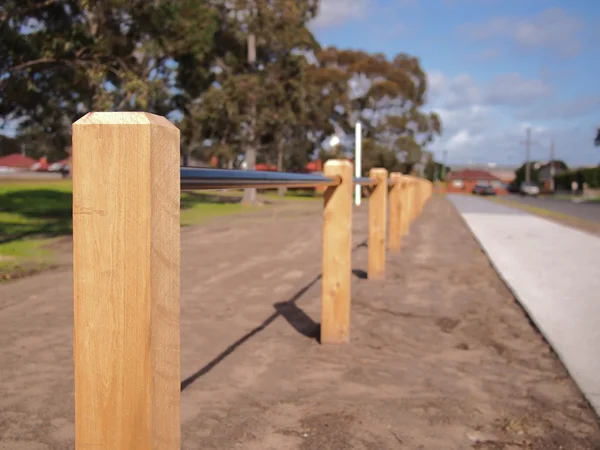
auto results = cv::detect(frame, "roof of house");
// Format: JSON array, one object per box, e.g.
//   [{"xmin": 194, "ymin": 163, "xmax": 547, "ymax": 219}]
[
  {"xmin": 449, "ymin": 164, "xmax": 518, "ymax": 172},
  {"xmin": 489, "ymin": 170, "xmax": 516, "ymax": 181},
  {"xmin": 448, "ymin": 169, "xmax": 502, "ymax": 181},
  {"xmin": 0, "ymin": 153, "xmax": 37, "ymax": 168}
]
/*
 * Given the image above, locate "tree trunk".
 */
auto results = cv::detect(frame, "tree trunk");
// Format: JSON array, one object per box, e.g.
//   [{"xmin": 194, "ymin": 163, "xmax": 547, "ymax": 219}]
[
  {"xmin": 242, "ymin": 32, "xmax": 257, "ymax": 205},
  {"xmin": 276, "ymin": 146, "xmax": 286, "ymax": 197}
]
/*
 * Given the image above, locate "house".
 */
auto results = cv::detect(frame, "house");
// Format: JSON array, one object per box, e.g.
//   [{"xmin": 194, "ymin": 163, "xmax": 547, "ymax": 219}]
[
  {"xmin": 537, "ymin": 160, "xmax": 568, "ymax": 191},
  {"xmin": 0, "ymin": 153, "xmax": 37, "ymax": 173},
  {"xmin": 446, "ymin": 169, "xmax": 508, "ymax": 195},
  {"xmin": 489, "ymin": 169, "xmax": 516, "ymax": 185}
]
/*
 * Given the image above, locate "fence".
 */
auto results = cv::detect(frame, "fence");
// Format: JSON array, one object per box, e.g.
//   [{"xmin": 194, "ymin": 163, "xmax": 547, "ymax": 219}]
[{"xmin": 71, "ymin": 112, "xmax": 433, "ymax": 449}]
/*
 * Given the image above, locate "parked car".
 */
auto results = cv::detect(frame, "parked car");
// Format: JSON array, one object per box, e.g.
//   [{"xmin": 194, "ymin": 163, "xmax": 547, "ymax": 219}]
[
  {"xmin": 519, "ymin": 181, "xmax": 540, "ymax": 197},
  {"xmin": 472, "ymin": 184, "xmax": 496, "ymax": 196},
  {"xmin": 507, "ymin": 182, "xmax": 520, "ymax": 193}
]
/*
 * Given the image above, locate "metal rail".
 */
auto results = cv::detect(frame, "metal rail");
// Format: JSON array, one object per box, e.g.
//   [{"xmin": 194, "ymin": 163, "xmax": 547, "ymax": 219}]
[
  {"xmin": 181, "ymin": 167, "xmax": 340, "ymax": 190},
  {"xmin": 354, "ymin": 177, "xmax": 377, "ymax": 186},
  {"xmin": 179, "ymin": 167, "xmax": 405, "ymax": 191}
]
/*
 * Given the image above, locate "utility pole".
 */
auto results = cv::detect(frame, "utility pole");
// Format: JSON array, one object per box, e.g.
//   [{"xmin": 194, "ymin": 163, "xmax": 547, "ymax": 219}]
[
  {"xmin": 242, "ymin": 6, "xmax": 257, "ymax": 205},
  {"xmin": 520, "ymin": 127, "xmax": 536, "ymax": 183},
  {"xmin": 524, "ymin": 127, "xmax": 531, "ymax": 183},
  {"xmin": 549, "ymin": 139, "xmax": 556, "ymax": 192}
]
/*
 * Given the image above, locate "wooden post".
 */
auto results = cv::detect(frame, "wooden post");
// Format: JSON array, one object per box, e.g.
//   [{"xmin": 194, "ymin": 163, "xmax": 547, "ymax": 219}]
[
  {"xmin": 321, "ymin": 159, "xmax": 353, "ymax": 344},
  {"xmin": 368, "ymin": 168, "xmax": 388, "ymax": 278},
  {"xmin": 417, "ymin": 180, "xmax": 423, "ymax": 215},
  {"xmin": 388, "ymin": 173, "xmax": 403, "ymax": 251},
  {"xmin": 73, "ymin": 112, "xmax": 181, "ymax": 450},
  {"xmin": 403, "ymin": 178, "xmax": 413, "ymax": 236}
]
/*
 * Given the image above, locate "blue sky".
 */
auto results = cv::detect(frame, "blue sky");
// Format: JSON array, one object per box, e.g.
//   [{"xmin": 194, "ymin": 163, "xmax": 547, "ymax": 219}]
[{"xmin": 311, "ymin": 0, "xmax": 600, "ymax": 167}]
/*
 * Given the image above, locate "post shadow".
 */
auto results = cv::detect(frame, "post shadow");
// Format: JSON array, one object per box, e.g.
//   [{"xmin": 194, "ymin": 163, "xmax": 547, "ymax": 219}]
[
  {"xmin": 352, "ymin": 269, "xmax": 367, "ymax": 279},
  {"xmin": 180, "ymin": 274, "xmax": 321, "ymax": 391},
  {"xmin": 180, "ymin": 239, "xmax": 368, "ymax": 392}
]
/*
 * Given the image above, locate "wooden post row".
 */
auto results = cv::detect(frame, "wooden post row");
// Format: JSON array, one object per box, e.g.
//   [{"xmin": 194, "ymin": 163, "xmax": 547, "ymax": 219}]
[
  {"xmin": 71, "ymin": 110, "xmax": 417, "ymax": 448},
  {"xmin": 73, "ymin": 112, "xmax": 181, "ymax": 450}
]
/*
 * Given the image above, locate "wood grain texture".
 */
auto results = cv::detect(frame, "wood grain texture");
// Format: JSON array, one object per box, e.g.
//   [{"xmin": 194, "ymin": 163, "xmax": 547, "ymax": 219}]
[
  {"xmin": 321, "ymin": 160, "xmax": 353, "ymax": 344},
  {"xmin": 368, "ymin": 168, "xmax": 388, "ymax": 279},
  {"xmin": 402, "ymin": 178, "xmax": 413, "ymax": 236},
  {"xmin": 388, "ymin": 173, "xmax": 403, "ymax": 251},
  {"xmin": 72, "ymin": 112, "xmax": 180, "ymax": 450}
]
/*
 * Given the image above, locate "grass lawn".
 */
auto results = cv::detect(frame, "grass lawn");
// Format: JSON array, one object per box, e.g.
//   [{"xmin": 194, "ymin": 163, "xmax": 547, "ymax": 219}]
[{"xmin": 0, "ymin": 180, "xmax": 264, "ymax": 280}]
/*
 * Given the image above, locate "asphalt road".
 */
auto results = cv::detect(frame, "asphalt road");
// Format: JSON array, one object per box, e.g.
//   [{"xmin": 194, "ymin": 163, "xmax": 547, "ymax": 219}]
[{"xmin": 503, "ymin": 194, "xmax": 600, "ymax": 223}]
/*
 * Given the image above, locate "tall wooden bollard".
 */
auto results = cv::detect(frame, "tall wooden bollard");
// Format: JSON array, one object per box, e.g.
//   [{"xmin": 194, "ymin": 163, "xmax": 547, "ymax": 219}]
[
  {"xmin": 388, "ymin": 173, "xmax": 403, "ymax": 251},
  {"xmin": 404, "ymin": 178, "xmax": 414, "ymax": 235},
  {"xmin": 368, "ymin": 168, "xmax": 388, "ymax": 279},
  {"xmin": 420, "ymin": 181, "xmax": 425, "ymax": 213},
  {"xmin": 414, "ymin": 180, "xmax": 420, "ymax": 216},
  {"xmin": 73, "ymin": 112, "xmax": 181, "ymax": 450},
  {"xmin": 401, "ymin": 178, "xmax": 411, "ymax": 236},
  {"xmin": 413, "ymin": 179, "xmax": 420, "ymax": 219},
  {"xmin": 321, "ymin": 159, "xmax": 353, "ymax": 344}
]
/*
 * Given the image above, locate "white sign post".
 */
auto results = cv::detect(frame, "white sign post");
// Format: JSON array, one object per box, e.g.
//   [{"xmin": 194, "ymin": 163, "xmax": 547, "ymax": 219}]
[{"xmin": 355, "ymin": 122, "xmax": 362, "ymax": 206}]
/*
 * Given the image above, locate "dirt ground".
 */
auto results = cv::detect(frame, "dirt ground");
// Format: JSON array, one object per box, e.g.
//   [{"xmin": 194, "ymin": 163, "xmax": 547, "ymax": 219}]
[{"xmin": 0, "ymin": 196, "xmax": 599, "ymax": 449}]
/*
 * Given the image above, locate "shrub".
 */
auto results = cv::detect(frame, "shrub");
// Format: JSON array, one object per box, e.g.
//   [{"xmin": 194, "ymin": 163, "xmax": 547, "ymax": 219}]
[{"xmin": 554, "ymin": 166, "xmax": 600, "ymax": 189}]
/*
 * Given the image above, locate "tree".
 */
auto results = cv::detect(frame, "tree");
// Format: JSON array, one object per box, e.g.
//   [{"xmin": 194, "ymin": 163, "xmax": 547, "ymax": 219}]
[
  {"xmin": 1, "ymin": 0, "xmax": 218, "ymax": 161},
  {"xmin": 196, "ymin": 0, "xmax": 321, "ymax": 200},
  {"xmin": 0, "ymin": 0, "xmax": 444, "ymax": 180},
  {"xmin": 313, "ymin": 48, "xmax": 441, "ymax": 173}
]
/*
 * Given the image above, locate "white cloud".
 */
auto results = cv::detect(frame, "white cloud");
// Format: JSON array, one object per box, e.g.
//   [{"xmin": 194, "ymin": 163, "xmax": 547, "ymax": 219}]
[
  {"xmin": 485, "ymin": 73, "xmax": 552, "ymax": 106},
  {"xmin": 444, "ymin": 73, "xmax": 481, "ymax": 109},
  {"xmin": 426, "ymin": 70, "xmax": 446, "ymax": 99},
  {"xmin": 514, "ymin": 95, "xmax": 600, "ymax": 121},
  {"xmin": 310, "ymin": 0, "xmax": 370, "ymax": 28},
  {"xmin": 458, "ymin": 8, "xmax": 584, "ymax": 56},
  {"xmin": 428, "ymin": 71, "xmax": 551, "ymax": 109},
  {"xmin": 425, "ymin": 70, "xmax": 598, "ymax": 166},
  {"xmin": 470, "ymin": 47, "xmax": 503, "ymax": 62},
  {"xmin": 446, "ymin": 129, "xmax": 483, "ymax": 152}
]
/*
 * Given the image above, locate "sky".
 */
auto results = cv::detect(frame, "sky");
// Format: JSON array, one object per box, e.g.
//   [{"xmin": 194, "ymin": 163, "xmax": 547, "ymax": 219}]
[{"xmin": 310, "ymin": 0, "xmax": 600, "ymax": 168}]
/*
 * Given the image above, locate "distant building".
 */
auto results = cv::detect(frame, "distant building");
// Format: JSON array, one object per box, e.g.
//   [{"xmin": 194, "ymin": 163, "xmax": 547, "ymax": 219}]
[
  {"xmin": 446, "ymin": 168, "xmax": 508, "ymax": 195},
  {"xmin": 0, "ymin": 153, "xmax": 37, "ymax": 173},
  {"xmin": 537, "ymin": 160, "xmax": 568, "ymax": 191},
  {"xmin": 488, "ymin": 169, "xmax": 516, "ymax": 185}
]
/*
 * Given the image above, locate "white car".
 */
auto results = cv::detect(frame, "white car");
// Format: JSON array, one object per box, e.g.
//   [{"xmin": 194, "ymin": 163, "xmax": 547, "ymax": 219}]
[{"xmin": 519, "ymin": 181, "xmax": 540, "ymax": 197}]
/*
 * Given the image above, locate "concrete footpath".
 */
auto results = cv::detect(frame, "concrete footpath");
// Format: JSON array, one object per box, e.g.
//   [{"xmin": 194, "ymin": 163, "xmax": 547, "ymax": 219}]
[{"xmin": 449, "ymin": 194, "xmax": 600, "ymax": 416}]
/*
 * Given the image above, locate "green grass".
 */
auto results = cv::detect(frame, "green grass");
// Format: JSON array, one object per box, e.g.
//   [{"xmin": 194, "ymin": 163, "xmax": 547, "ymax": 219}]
[
  {"xmin": 542, "ymin": 194, "xmax": 600, "ymax": 203},
  {"xmin": 0, "ymin": 239, "xmax": 55, "ymax": 280},
  {"xmin": 180, "ymin": 192, "xmax": 250, "ymax": 225},
  {"xmin": 0, "ymin": 180, "xmax": 257, "ymax": 279},
  {"xmin": 261, "ymin": 188, "xmax": 322, "ymax": 201}
]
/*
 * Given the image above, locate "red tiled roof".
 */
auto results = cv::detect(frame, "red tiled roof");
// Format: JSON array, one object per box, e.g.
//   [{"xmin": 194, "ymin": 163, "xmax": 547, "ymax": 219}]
[
  {"xmin": 255, "ymin": 160, "xmax": 324, "ymax": 173},
  {"xmin": 0, "ymin": 153, "xmax": 37, "ymax": 168},
  {"xmin": 255, "ymin": 163, "xmax": 277, "ymax": 172},
  {"xmin": 447, "ymin": 169, "xmax": 501, "ymax": 181}
]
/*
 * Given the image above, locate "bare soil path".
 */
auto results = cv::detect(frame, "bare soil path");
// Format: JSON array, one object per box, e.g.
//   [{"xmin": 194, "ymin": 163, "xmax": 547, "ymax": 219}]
[{"xmin": 0, "ymin": 197, "xmax": 598, "ymax": 449}]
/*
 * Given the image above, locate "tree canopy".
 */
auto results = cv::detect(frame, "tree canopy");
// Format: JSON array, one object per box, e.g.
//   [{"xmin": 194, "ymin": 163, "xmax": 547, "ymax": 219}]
[{"xmin": 0, "ymin": 0, "xmax": 442, "ymax": 178}]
